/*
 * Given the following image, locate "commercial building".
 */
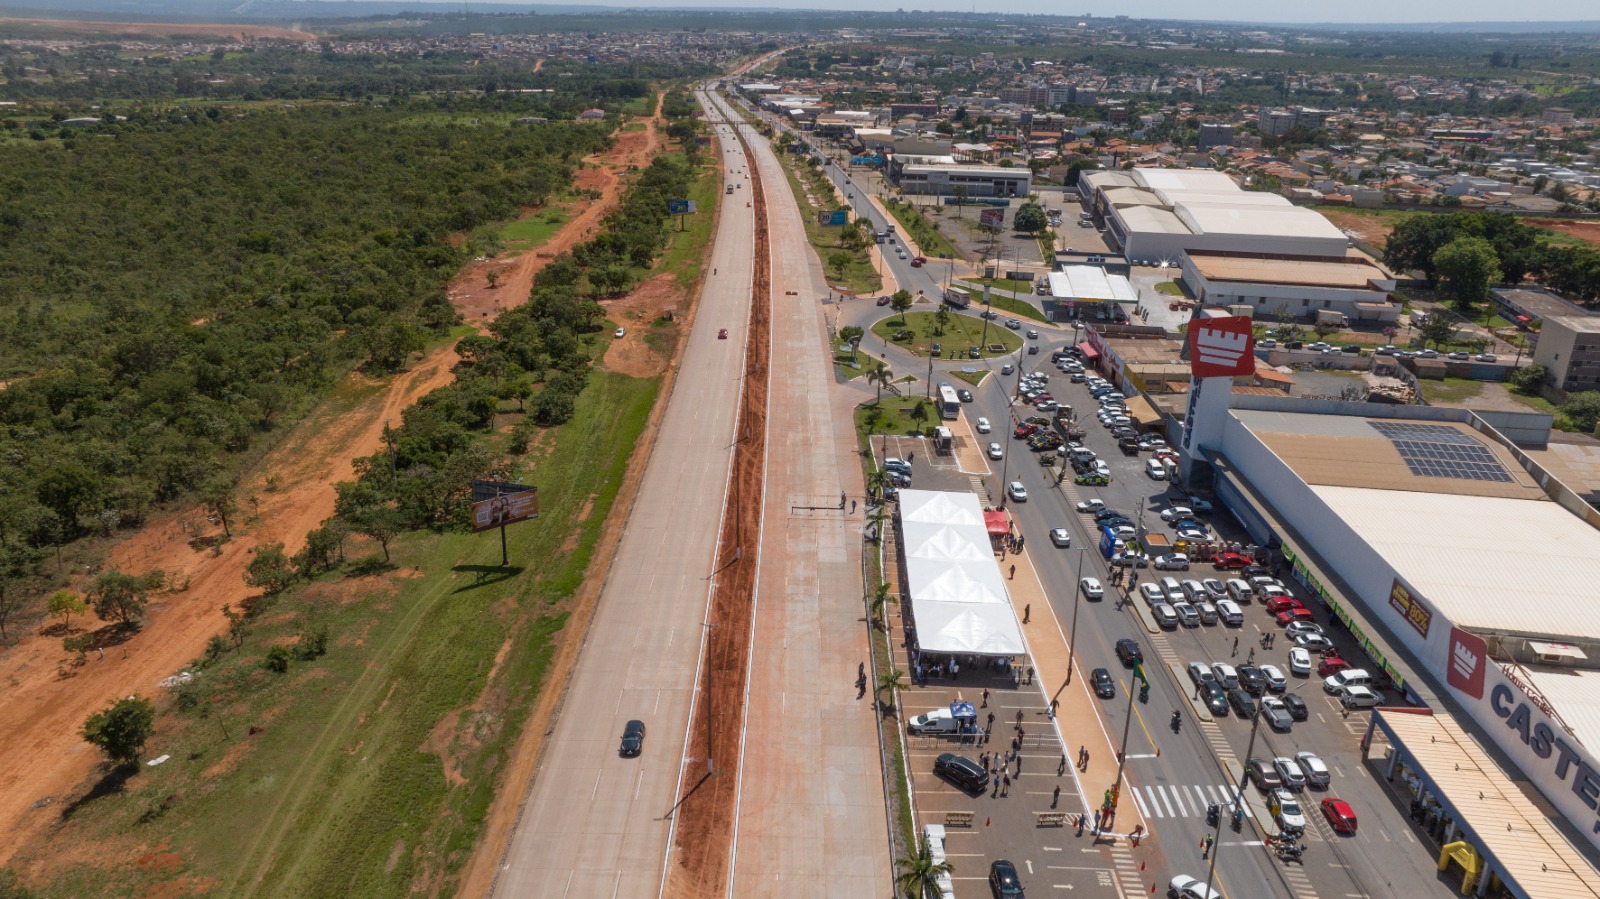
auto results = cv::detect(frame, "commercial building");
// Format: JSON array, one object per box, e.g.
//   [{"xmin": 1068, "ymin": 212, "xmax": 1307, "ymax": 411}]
[
  {"xmin": 1082, "ymin": 168, "xmax": 1349, "ymax": 264},
  {"xmin": 1176, "ymin": 386, "xmax": 1600, "ymax": 896},
  {"xmin": 893, "ymin": 163, "xmax": 1031, "ymax": 198},
  {"xmin": 1197, "ymin": 123, "xmax": 1234, "ymax": 150},
  {"xmin": 1492, "ymin": 286, "xmax": 1596, "ymax": 327},
  {"xmin": 1045, "ymin": 266, "xmax": 1138, "ymax": 321},
  {"xmin": 1532, "ymin": 316, "xmax": 1600, "ymax": 392},
  {"xmin": 1259, "ymin": 106, "xmax": 1331, "ymax": 137},
  {"xmin": 1179, "ymin": 250, "xmax": 1400, "ymax": 323}
]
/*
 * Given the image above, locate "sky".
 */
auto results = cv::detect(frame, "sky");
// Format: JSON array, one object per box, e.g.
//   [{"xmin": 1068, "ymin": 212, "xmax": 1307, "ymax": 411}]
[{"xmin": 468, "ymin": 0, "xmax": 1599, "ymax": 25}]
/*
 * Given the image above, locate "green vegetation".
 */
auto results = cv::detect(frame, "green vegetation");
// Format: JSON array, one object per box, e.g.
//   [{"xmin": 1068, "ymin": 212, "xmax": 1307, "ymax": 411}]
[
  {"xmin": 955, "ymin": 289, "xmax": 1050, "ymax": 323},
  {"xmin": 870, "ymin": 311, "xmax": 1023, "ymax": 359},
  {"xmin": 857, "ymin": 395, "xmax": 941, "ymax": 439},
  {"xmin": 888, "ymin": 201, "xmax": 961, "ymax": 260},
  {"xmin": 497, "ymin": 208, "xmax": 569, "ymax": 252},
  {"xmin": 1419, "ymin": 377, "xmax": 1485, "ymax": 405},
  {"xmin": 949, "ymin": 369, "xmax": 990, "ymax": 387},
  {"xmin": 1154, "ymin": 281, "xmax": 1186, "ymax": 297},
  {"xmin": 1385, "ymin": 211, "xmax": 1600, "ymax": 305},
  {"xmin": 770, "ymin": 149, "xmax": 882, "ymax": 295},
  {"xmin": 960, "ymin": 277, "xmax": 1034, "ymax": 295}
]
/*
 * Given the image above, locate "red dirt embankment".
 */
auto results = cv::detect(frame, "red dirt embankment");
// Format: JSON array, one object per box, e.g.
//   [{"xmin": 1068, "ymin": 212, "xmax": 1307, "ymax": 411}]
[
  {"xmin": 0, "ymin": 17, "xmax": 317, "ymax": 40},
  {"xmin": 662, "ymin": 122, "xmax": 771, "ymax": 899}
]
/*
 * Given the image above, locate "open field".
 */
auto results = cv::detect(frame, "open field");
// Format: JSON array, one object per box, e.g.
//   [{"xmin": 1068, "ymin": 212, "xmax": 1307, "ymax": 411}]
[{"xmin": 0, "ymin": 17, "xmax": 317, "ymax": 40}]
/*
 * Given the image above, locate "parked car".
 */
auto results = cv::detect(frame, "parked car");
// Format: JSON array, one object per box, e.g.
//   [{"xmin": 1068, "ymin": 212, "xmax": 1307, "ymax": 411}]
[
  {"xmin": 1201, "ymin": 578, "xmax": 1229, "ymax": 600},
  {"xmin": 1340, "ymin": 685, "xmax": 1384, "ymax": 709},
  {"xmin": 1076, "ymin": 499, "xmax": 1106, "ymax": 513},
  {"xmin": 1281, "ymin": 692, "xmax": 1309, "ymax": 721},
  {"xmin": 1187, "ymin": 662, "xmax": 1219, "ymax": 689},
  {"xmin": 1168, "ymin": 875, "xmax": 1222, "ymax": 899},
  {"xmin": 1152, "ymin": 603, "xmax": 1179, "ymax": 629},
  {"xmin": 1276, "ymin": 607, "xmax": 1315, "ymax": 626},
  {"xmin": 908, "ymin": 708, "xmax": 961, "ymax": 734},
  {"xmin": 1288, "ymin": 647, "xmax": 1312, "ymax": 676},
  {"xmin": 1139, "ymin": 583, "xmax": 1166, "ymax": 606},
  {"xmin": 1318, "ymin": 655, "xmax": 1353, "ymax": 677},
  {"xmin": 1216, "ymin": 599, "xmax": 1244, "ymax": 626},
  {"xmin": 1228, "ymin": 687, "xmax": 1256, "ymax": 718},
  {"xmin": 1110, "ymin": 551, "xmax": 1150, "ymax": 569},
  {"xmin": 1324, "ymin": 669, "xmax": 1372, "ymax": 694},
  {"xmin": 1321, "ymin": 797, "xmax": 1358, "ymax": 834},
  {"xmin": 1295, "ymin": 633, "xmax": 1335, "ymax": 652},
  {"xmin": 934, "ymin": 753, "xmax": 989, "ymax": 792},
  {"xmin": 1174, "ymin": 602, "xmax": 1201, "ymax": 628},
  {"xmin": 1259, "ymin": 664, "xmax": 1288, "ymax": 692},
  {"xmin": 1265, "ymin": 595, "xmax": 1304, "ymax": 615},
  {"xmin": 614, "ymin": 327, "xmax": 626, "ymax": 338},
  {"xmin": 1210, "ymin": 663, "xmax": 1240, "ymax": 689},
  {"xmin": 1236, "ymin": 665, "xmax": 1266, "ymax": 695},
  {"xmin": 1247, "ymin": 757, "xmax": 1283, "ymax": 792},
  {"xmin": 1261, "ymin": 699, "xmax": 1294, "ymax": 731},
  {"xmin": 1201, "ymin": 681, "xmax": 1229, "ymax": 716},
  {"xmin": 619, "ymin": 719, "xmax": 647, "ymax": 756},
  {"xmin": 1146, "ymin": 459, "xmax": 1168, "ymax": 480},
  {"xmin": 1212, "ymin": 552, "xmax": 1250, "ymax": 570},
  {"xmin": 1285, "ymin": 622, "xmax": 1324, "ymax": 641},
  {"xmin": 1154, "ymin": 554, "xmax": 1190, "ymax": 571},
  {"xmin": 1271, "ymin": 789, "xmax": 1307, "ymax": 834},
  {"xmin": 1091, "ymin": 667, "xmax": 1116, "ymax": 699},
  {"xmin": 1297, "ymin": 751, "xmax": 1331, "ymax": 788},
  {"xmin": 1115, "ymin": 638, "xmax": 1143, "ymax": 667}
]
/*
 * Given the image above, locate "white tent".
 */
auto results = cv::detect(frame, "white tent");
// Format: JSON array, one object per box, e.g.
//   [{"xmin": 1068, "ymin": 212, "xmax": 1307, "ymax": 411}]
[{"xmin": 897, "ymin": 489, "xmax": 1026, "ymax": 657}]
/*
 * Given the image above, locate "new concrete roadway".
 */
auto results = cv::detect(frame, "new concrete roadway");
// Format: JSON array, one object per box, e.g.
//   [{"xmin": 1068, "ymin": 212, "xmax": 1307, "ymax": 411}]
[{"xmin": 489, "ymin": 108, "xmax": 760, "ymax": 899}]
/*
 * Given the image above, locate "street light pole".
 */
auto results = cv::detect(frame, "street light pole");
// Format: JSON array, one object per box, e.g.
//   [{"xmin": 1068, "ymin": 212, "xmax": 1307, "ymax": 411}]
[
  {"xmin": 1066, "ymin": 547, "xmax": 1085, "ymax": 685},
  {"xmin": 1113, "ymin": 670, "xmax": 1137, "ymax": 794},
  {"xmin": 1206, "ymin": 695, "xmax": 1262, "ymax": 892}
]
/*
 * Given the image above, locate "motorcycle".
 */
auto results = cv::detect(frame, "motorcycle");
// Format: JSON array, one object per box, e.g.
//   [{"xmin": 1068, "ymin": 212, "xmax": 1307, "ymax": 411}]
[
  {"xmin": 1171, "ymin": 711, "xmax": 1183, "ymax": 733},
  {"xmin": 1232, "ymin": 807, "xmax": 1244, "ymax": 831}
]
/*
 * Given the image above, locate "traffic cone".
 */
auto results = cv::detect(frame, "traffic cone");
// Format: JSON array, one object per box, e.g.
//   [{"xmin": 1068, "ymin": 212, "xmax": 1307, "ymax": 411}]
[
  {"xmin": 1150, "ymin": 885, "xmax": 1157, "ymax": 893},
  {"xmin": 986, "ymin": 817, "xmax": 991, "ymax": 827},
  {"xmin": 1140, "ymin": 861, "xmax": 1146, "ymax": 871}
]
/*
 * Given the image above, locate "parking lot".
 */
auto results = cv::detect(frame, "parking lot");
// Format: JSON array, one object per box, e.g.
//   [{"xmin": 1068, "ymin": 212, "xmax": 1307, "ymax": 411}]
[{"xmin": 878, "ymin": 331, "xmax": 1472, "ymax": 899}]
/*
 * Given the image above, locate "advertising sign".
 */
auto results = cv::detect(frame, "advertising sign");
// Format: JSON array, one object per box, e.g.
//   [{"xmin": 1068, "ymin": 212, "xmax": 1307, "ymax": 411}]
[
  {"xmin": 1387, "ymin": 578, "xmax": 1434, "ymax": 639},
  {"xmin": 1447, "ymin": 626, "xmax": 1487, "ymax": 701},
  {"xmin": 978, "ymin": 208, "xmax": 1005, "ymax": 229},
  {"xmin": 470, "ymin": 481, "xmax": 539, "ymax": 533},
  {"xmin": 667, "ymin": 199, "xmax": 696, "ymax": 215},
  {"xmin": 818, "ymin": 209, "xmax": 849, "ymax": 226},
  {"xmin": 1185, "ymin": 315, "xmax": 1255, "ymax": 379}
]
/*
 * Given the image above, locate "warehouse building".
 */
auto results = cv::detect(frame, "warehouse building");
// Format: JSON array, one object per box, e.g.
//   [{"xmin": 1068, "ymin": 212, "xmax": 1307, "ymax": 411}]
[
  {"xmin": 1081, "ymin": 169, "xmax": 1349, "ymax": 264},
  {"xmin": 1179, "ymin": 250, "xmax": 1400, "ymax": 323},
  {"xmin": 893, "ymin": 163, "xmax": 1032, "ymax": 198}
]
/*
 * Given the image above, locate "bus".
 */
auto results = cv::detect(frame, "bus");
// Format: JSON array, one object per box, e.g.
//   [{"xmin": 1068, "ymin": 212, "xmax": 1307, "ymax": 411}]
[{"xmin": 937, "ymin": 385, "xmax": 961, "ymax": 421}]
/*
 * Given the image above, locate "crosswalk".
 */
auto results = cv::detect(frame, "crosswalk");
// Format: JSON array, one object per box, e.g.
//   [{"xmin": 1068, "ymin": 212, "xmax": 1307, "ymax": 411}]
[
  {"xmin": 1104, "ymin": 841, "xmax": 1147, "ymax": 898},
  {"xmin": 1280, "ymin": 861, "xmax": 1320, "ymax": 899},
  {"xmin": 1196, "ymin": 717, "xmax": 1235, "ymax": 761},
  {"xmin": 1129, "ymin": 782, "xmax": 1256, "ymax": 820}
]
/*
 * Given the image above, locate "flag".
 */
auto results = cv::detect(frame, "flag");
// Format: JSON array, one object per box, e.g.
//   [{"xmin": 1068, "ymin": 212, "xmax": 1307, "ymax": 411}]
[{"xmin": 1132, "ymin": 661, "xmax": 1148, "ymax": 685}]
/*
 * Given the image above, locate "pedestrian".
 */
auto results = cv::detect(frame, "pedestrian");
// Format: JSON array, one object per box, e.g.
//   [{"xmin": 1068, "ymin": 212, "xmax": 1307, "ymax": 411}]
[
  {"xmin": 1018, "ymin": 535, "xmax": 1025, "ymax": 551},
  {"xmin": 993, "ymin": 773, "xmax": 1000, "ymax": 796},
  {"xmin": 981, "ymin": 688, "xmax": 990, "ymax": 709},
  {"xmin": 908, "ymin": 451, "xmax": 915, "ymax": 464},
  {"xmin": 1009, "ymin": 564, "xmax": 1016, "ymax": 581},
  {"xmin": 1202, "ymin": 835, "xmax": 1213, "ymax": 859},
  {"xmin": 1016, "ymin": 709, "xmax": 1024, "ymax": 726},
  {"xmin": 1052, "ymin": 785, "xmax": 1061, "ymax": 808},
  {"xmin": 1023, "ymin": 603, "xmax": 1031, "ymax": 624},
  {"xmin": 1015, "ymin": 753, "xmax": 1023, "ymax": 773},
  {"xmin": 850, "ymin": 499, "xmax": 857, "ymax": 513},
  {"xmin": 1247, "ymin": 648, "xmax": 1255, "ymax": 665},
  {"xmin": 1027, "ymin": 665, "xmax": 1034, "ymax": 685},
  {"xmin": 987, "ymin": 712, "xmax": 995, "ymax": 731},
  {"xmin": 951, "ymin": 659, "xmax": 960, "ymax": 679},
  {"xmin": 1002, "ymin": 773, "xmax": 1011, "ymax": 796},
  {"xmin": 839, "ymin": 491, "xmax": 846, "ymax": 510},
  {"xmin": 1059, "ymin": 753, "xmax": 1067, "ymax": 775},
  {"xmin": 1232, "ymin": 636, "xmax": 1239, "ymax": 658},
  {"xmin": 858, "ymin": 661, "xmax": 865, "ymax": 679},
  {"xmin": 1049, "ymin": 698, "xmax": 1058, "ymax": 717}
]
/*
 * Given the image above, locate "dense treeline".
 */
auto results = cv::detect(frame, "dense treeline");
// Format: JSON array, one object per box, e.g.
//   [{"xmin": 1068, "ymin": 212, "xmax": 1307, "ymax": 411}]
[
  {"xmin": 0, "ymin": 48, "xmax": 702, "ymax": 107},
  {"xmin": 329, "ymin": 150, "xmax": 697, "ymax": 536},
  {"xmin": 1384, "ymin": 211, "xmax": 1600, "ymax": 304},
  {"xmin": 0, "ymin": 98, "xmax": 613, "ymax": 593}
]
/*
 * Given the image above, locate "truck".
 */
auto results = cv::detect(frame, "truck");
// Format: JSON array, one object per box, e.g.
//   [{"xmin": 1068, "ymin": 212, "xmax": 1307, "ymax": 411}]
[
  {"xmin": 933, "ymin": 426, "xmax": 954, "ymax": 455},
  {"xmin": 943, "ymin": 287, "xmax": 971, "ymax": 309},
  {"xmin": 1315, "ymin": 309, "xmax": 1348, "ymax": 328},
  {"xmin": 907, "ymin": 708, "xmax": 961, "ymax": 734}
]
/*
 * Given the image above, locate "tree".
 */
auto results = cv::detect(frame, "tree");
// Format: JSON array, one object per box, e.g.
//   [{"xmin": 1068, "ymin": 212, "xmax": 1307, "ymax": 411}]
[
  {"xmin": 868, "ymin": 581, "xmax": 896, "ymax": 628},
  {"xmin": 890, "ymin": 290, "xmax": 914, "ymax": 320},
  {"xmin": 1562, "ymin": 391, "xmax": 1600, "ymax": 434},
  {"xmin": 867, "ymin": 365, "xmax": 895, "ymax": 404},
  {"xmin": 1507, "ymin": 363, "xmax": 1548, "ymax": 395},
  {"xmin": 484, "ymin": 268, "xmax": 502, "ymax": 289},
  {"xmin": 349, "ymin": 504, "xmax": 404, "ymax": 563},
  {"xmin": 827, "ymin": 250, "xmax": 852, "ymax": 283},
  {"xmin": 82, "ymin": 696, "xmax": 156, "ymax": 767},
  {"xmin": 200, "ymin": 475, "xmax": 237, "ymax": 539},
  {"xmin": 1013, "ymin": 202, "xmax": 1047, "ymax": 234},
  {"xmin": 245, "ymin": 543, "xmax": 297, "ymax": 595},
  {"xmin": 895, "ymin": 838, "xmax": 954, "ymax": 899},
  {"xmin": 1433, "ymin": 237, "xmax": 1501, "ymax": 312},
  {"xmin": 1385, "ymin": 215, "xmax": 1461, "ymax": 283},
  {"xmin": 1312, "ymin": 322, "xmax": 1339, "ymax": 342},
  {"xmin": 47, "ymin": 590, "xmax": 86, "ymax": 631},
  {"xmin": 874, "ymin": 666, "xmax": 906, "ymax": 709},
  {"xmin": 88, "ymin": 569, "xmax": 164, "ymax": 626},
  {"xmin": 950, "ymin": 185, "xmax": 968, "ymax": 218},
  {"xmin": 933, "ymin": 305, "xmax": 951, "ymax": 337},
  {"xmin": 839, "ymin": 325, "xmax": 865, "ymax": 364},
  {"xmin": 1418, "ymin": 314, "xmax": 1461, "ymax": 349}
]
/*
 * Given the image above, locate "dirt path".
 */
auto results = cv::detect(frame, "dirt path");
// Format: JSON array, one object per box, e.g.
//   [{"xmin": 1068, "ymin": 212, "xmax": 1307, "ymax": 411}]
[
  {"xmin": 0, "ymin": 100, "xmax": 668, "ymax": 869},
  {"xmin": 450, "ymin": 96, "xmax": 664, "ymax": 331}
]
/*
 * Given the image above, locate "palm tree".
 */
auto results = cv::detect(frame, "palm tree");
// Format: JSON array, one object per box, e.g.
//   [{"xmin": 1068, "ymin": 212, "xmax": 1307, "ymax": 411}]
[
  {"xmin": 868, "ymin": 365, "xmax": 895, "ymax": 404},
  {"xmin": 866, "ymin": 504, "xmax": 891, "ymax": 544},
  {"xmin": 875, "ymin": 666, "xmax": 906, "ymax": 713},
  {"xmin": 868, "ymin": 581, "xmax": 896, "ymax": 627},
  {"xmin": 895, "ymin": 839, "xmax": 954, "ymax": 899}
]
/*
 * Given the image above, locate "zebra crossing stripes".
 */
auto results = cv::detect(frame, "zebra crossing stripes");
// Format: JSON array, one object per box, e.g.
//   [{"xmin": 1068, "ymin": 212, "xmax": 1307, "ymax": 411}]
[
  {"xmin": 1129, "ymin": 783, "xmax": 1256, "ymax": 820},
  {"xmin": 1196, "ymin": 719, "xmax": 1233, "ymax": 758},
  {"xmin": 1104, "ymin": 842, "xmax": 1146, "ymax": 899},
  {"xmin": 1280, "ymin": 861, "xmax": 1321, "ymax": 899},
  {"xmin": 966, "ymin": 474, "xmax": 987, "ymax": 497}
]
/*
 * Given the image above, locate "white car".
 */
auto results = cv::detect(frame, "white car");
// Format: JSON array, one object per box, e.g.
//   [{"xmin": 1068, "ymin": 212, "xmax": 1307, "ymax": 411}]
[
  {"xmin": 1093, "ymin": 460, "xmax": 1111, "ymax": 478},
  {"xmin": 1284, "ymin": 621, "xmax": 1324, "ymax": 640},
  {"xmin": 1175, "ymin": 526, "xmax": 1209, "ymax": 541},
  {"xmin": 1139, "ymin": 583, "xmax": 1166, "ymax": 606},
  {"xmin": 1076, "ymin": 499, "xmax": 1106, "ymax": 513},
  {"xmin": 907, "ymin": 708, "xmax": 961, "ymax": 734},
  {"xmin": 1160, "ymin": 506, "xmax": 1194, "ymax": 522},
  {"xmin": 1080, "ymin": 577, "xmax": 1104, "ymax": 600},
  {"xmin": 988, "ymin": 442, "xmax": 1004, "ymax": 460},
  {"xmin": 1153, "ymin": 553, "xmax": 1189, "ymax": 571},
  {"xmin": 1271, "ymin": 788, "xmax": 1307, "ymax": 834},
  {"xmin": 1146, "ymin": 460, "xmax": 1167, "ymax": 480},
  {"xmin": 1259, "ymin": 664, "xmax": 1288, "ymax": 692},
  {"xmin": 1288, "ymin": 647, "xmax": 1312, "ymax": 676},
  {"xmin": 1296, "ymin": 751, "xmax": 1331, "ymax": 788},
  {"xmin": 1201, "ymin": 579, "xmax": 1228, "ymax": 600},
  {"xmin": 1274, "ymin": 756, "xmax": 1307, "ymax": 791},
  {"xmin": 1341, "ymin": 685, "xmax": 1384, "ymax": 708},
  {"xmin": 614, "ymin": 327, "xmax": 626, "ymax": 338},
  {"xmin": 1050, "ymin": 528, "xmax": 1072, "ymax": 547},
  {"xmin": 976, "ymin": 417, "xmax": 991, "ymax": 434},
  {"xmin": 1216, "ymin": 599, "xmax": 1243, "ymax": 626},
  {"xmin": 1007, "ymin": 481, "xmax": 1028, "ymax": 502},
  {"xmin": 1168, "ymin": 875, "xmax": 1222, "ymax": 899}
]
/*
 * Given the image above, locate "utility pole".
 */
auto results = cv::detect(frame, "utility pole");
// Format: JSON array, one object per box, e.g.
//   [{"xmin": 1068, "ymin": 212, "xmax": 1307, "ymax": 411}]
[
  {"xmin": 703, "ymin": 621, "xmax": 720, "ymax": 777},
  {"xmin": 1207, "ymin": 695, "xmax": 1262, "ymax": 892},
  {"xmin": 1066, "ymin": 547, "xmax": 1085, "ymax": 685}
]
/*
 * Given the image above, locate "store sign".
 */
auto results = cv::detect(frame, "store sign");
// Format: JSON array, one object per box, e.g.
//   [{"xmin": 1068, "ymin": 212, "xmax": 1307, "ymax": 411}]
[
  {"xmin": 1387, "ymin": 578, "xmax": 1433, "ymax": 639},
  {"xmin": 1186, "ymin": 315, "xmax": 1255, "ymax": 378},
  {"xmin": 1485, "ymin": 672, "xmax": 1600, "ymax": 841},
  {"xmin": 1181, "ymin": 374, "xmax": 1203, "ymax": 452},
  {"xmin": 1447, "ymin": 627, "xmax": 1486, "ymax": 700}
]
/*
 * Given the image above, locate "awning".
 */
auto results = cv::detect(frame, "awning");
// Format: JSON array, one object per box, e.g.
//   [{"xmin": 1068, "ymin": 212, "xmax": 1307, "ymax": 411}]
[
  {"xmin": 1077, "ymin": 341, "xmax": 1100, "ymax": 360},
  {"xmin": 1516, "ymin": 314, "xmax": 1531, "ymax": 323},
  {"xmin": 1123, "ymin": 394, "xmax": 1162, "ymax": 428},
  {"xmin": 983, "ymin": 511, "xmax": 1010, "ymax": 538},
  {"xmin": 1529, "ymin": 640, "xmax": 1588, "ymax": 660}
]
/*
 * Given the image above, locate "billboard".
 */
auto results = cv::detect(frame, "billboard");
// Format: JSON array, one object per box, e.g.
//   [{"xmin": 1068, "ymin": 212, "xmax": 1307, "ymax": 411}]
[
  {"xmin": 667, "ymin": 199, "xmax": 697, "ymax": 215},
  {"xmin": 1387, "ymin": 578, "xmax": 1434, "ymax": 639},
  {"xmin": 818, "ymin": 209, "xmax": 849, "ymax": 226},
  {"xmin": 978, "ymin": 208, "xmax": 1005, "ymax": 229},
  {"xmin": 1185, "ymin": 315, "xmax": 1255, "ymax": 379},
  {"xmin": 471, "ymin": 480, "xmax": 539, "ymax": 533}
]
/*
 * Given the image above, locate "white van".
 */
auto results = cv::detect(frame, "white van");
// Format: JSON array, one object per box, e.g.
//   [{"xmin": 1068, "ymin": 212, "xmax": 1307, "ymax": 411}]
[
  {"xmin": 1146, "ymin": 459, "xmax": 1167, "ymax": 480},
  {"xmin": 1226, "ymin": 579, "xmax": 1254, "ymax": 604},
  {"xmin": 1323, "ymin": 669, "xmax": 1373, "ymax": 695},
  {"xmin": 908, "ymin": 708, "xmax": 961, "ymax": 734}
]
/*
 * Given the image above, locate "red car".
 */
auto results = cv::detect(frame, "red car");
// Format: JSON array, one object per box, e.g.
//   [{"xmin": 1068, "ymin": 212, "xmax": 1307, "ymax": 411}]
[
  {"xmin": 1321, "ymin": 797, "xmax": 1358, "ymax": 834},
  {"xmin": 1265, "ymin": 596, "xmax": 1304, "ymax": 615},
  {"xmin": 911, "ymin": 256, "xmax": 926, "ymax": 267},
  {"xmin": 1014, "ymin": 424, "xmax": 1040, "ymax": 438},
  {"xmin": 718, "ymin": 328, "xmax": 728, "ymax": 339},
  {"xmin": 1276, "ymin": 607, "xmax": 1314, "ymax": 626},
  {"xmin": 876, "ymin": 295, "xmax": 891, "ymax": 306},
  {"xmin": 1318, "ymin": 655, "xmax": 1352, "ymax": 677},
  {"xmin": 1213, "ymin": 552, "xmax": 1250, "ymax": 570}
]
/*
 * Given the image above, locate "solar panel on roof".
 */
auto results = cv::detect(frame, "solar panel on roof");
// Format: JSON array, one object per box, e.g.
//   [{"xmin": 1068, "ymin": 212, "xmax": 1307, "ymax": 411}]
[{"xmin": 1369, "ymin": 421, "xmax": 1513, "ymax": 483}]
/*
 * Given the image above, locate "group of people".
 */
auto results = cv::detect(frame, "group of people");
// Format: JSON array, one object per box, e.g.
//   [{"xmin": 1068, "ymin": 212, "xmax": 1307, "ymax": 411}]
[{"xmin": 909, "ymin": 652, "xmax": 1017, "ymax": 686}]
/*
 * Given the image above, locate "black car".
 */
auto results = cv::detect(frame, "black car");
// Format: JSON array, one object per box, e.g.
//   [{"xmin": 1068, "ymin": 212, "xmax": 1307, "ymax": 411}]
[
  {"xmin": 1115, "ymin": 638, "xmax": 1144, "ymax": 667},
  {"xmin": 1091, "ymin": 667, "xmax": 1116, "ymax": 699},
  {"xmin": 1282, "ymin": 693, "xmax": 1309, "ymax": 721},
  {"xmin": 1236, "ymin": 665, "xmax": 1266, "ymax": 695},
  {"xmin": 1093, "ymin": 508, "xmax": 1128, "ymax": 523},
  {"xmin": 620, "ymin": 719, "xmax": 647, "ymax": 757},
  {"xmin": 934, "ymin": 752, "xmax": 989, "ymax": 793},
  {"xmin": 969, "ymin": 346, "xmax": 981, "ymax": 359},
  {"xmin": 1119, "ymin": 437, "xmax": 1141, "ymax": 454},
  {"xmin": 989, "ymin": 859, "xmax": 1025, "ymax": 898},
  {"xmin": 1028, "ymin": 344, "xmax": 1040, "ymax": 355},
  {"xmin": 1341, "ymin": 344, "xmax": 1362, "ymax": 354},
  {"xmin": 1228, "ymin": 688, "xmax": 1257, "ymax": 719},
  {"xmin": 1202, "ymin": 682, "xmax": 1230, "ymax": 717},
  {"xmin": 1240, "ymin": 565, "xmax": 1271, "ymax": 580},
  {"xmin": 958, "ymin": 389, "xmax": 974, "ymax": 403},
  {"xmin": 931, "ymin": 342, "xmax": 942, "ymax": 357}
]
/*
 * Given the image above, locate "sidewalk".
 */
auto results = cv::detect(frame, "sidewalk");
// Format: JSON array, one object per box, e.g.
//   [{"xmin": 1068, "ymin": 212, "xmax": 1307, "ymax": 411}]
[{"xmin": 1006, "ymin": 525, "xmax": 1151, "ymax": 840}]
